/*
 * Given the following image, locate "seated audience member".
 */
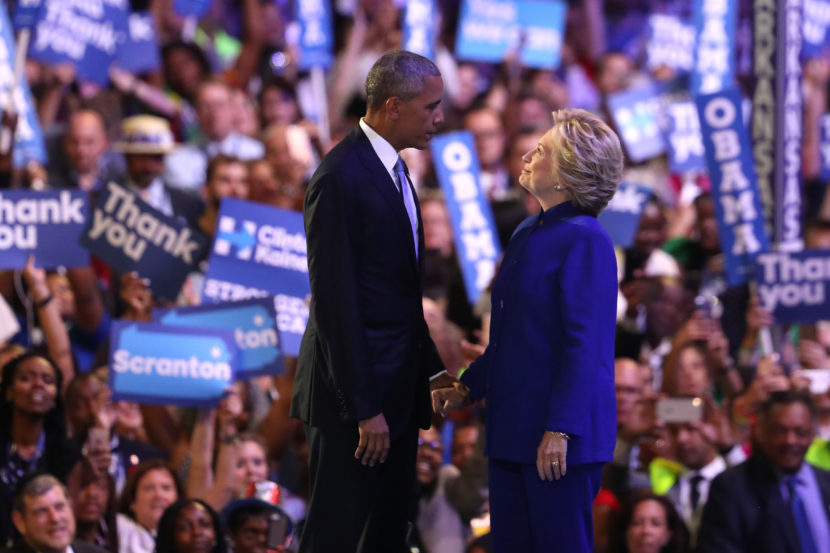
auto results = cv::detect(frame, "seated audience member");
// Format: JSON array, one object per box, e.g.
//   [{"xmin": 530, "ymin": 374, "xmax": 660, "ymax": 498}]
[
  {"xmin": 698, "ymin": 391, "xmax": 830, "ymax": 553},
  {"xmin": 117, "ymin": 460, "xmax": 183, "ymax": 553},
  {"xmin": 155, "ymin": 499, "xmax": 225, "ymax": 553},
  {"xmin": 115, "ymin": 115, "xmax": 204, "ymax": 228},
  {"xmin": 71, "ymin": 459, "xmax": 118, "ymax": 553},
  {"xmin": 609, "ymin": 491, "xmax": 690, "ymax": 553},
  {"xmin": 7, "ymin": 473, "xmax": 108, "ymax": 553},
  {"xmin": 222, "ymin": 492, "xmax": 294, "ymax": 553},
  {"xmin": 415, "ymin": 426, "xmax": 466, "ymax": 553},
  {"xmin": 198, "ymin": 155, "xmax": 250, "ymax": 238},
  {"xmin": 0, "ymin": 353, "xmax": 81, "ymax": 546}
]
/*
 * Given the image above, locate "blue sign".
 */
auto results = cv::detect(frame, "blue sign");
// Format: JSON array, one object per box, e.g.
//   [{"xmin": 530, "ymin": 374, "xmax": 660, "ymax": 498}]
[
  {"xmin": 109, "ymin": 320, "xmax": 236, "ymax": 407},
  {"xmin": 756, "ymin": 250, "xmax": 830, "ymax": 324},
  {"xmin": 293, "ymin": 0, "xmax": 333, "ymax": 70},
  {"xmin": 804, "ymin": 0, "xmax": 830, "ymax": 59},
  {"xmin": 12, "ymin": 0, "xmax": 42, "ymax": 30},
  {"xmin": 173, "ymin": 0, "xmax": 212, "ymax": 17},
  {"xmin": 647, "ymin": 15, "xmax": 695, "ymax": 72},
  {"xmin": 154, "ymin": 297, "xmax": 284, "ymax": 379},
  {"xmin": 203, "ymin": 199, "xmax": 309, "ymax": 357},
  {"xmin": 597, "ymin": 183, "xmax": 652, "ymax": 248},
  {"xmin": 820, "ymin": 114, "xmax": 830, "ymax": 182},
  {"xmin": 608, "ymin": 84, "xmax": 666, "ymax": 163},
  {"xmin": 114, "ymin": 11, "xmax": 160, "ymax": 74},
  {"xmin": 29, "ymin": 0, "xmax": 130, "ymax": 85},
  {"xmin": 0, "ymin": 190, "xmax": 89, "ymax": 269},
  {"xmin": 455, "ymin": 0, "xmax": 567, "ymax": 69},
  {"xmin": 664, "ymin": 101, "xmax": 706, "ymax": 173},
  {"xmin": 691, "ymin": 0, "xmax": 737, "ymax": 94},
  {"xmin": 0, "ymin": 5, "xmax": 47, "ymax": 168},
  {"xmin": 696, "ymin": 88, "xmax": 770, "ymax": 286},
  {"xmin": 430, "ymin": 131, "xmax": 501, "ymax": 304},
  {"xmin": 403, "ymin": 0, "xmax": 437, "ymax": 60},
  {"xmin": 80, "ymin": 182, "xmax": 209, "ymax": 302}
]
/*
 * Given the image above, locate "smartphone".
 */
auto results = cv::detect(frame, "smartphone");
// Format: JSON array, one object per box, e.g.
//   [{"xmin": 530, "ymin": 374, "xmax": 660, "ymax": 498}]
[
  {"xmin": 656, "ymin": 398, "xmax": 703, "ymax": 423},
  {"xmin": 265, "ymin": 511, "xmax": 289, "ymax": 550},
  {"xmin": 794, "ymin": 368, "xmax": 830, "ymax": 395},
  {"xmin": 86, "ymin": 427, "xmax": 109, "ymax": 453}
]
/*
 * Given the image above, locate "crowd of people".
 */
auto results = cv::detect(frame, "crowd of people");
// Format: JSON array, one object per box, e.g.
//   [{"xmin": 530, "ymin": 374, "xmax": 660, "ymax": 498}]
[{"xmin": 0, "ymin": 0, "xmax": 830, "ymax": 552}]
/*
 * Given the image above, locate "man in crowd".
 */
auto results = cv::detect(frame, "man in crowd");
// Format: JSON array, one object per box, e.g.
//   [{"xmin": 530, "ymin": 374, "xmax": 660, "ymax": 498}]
[
  {"xmin": 49, "ymin": 110, "xmax": 122, "ymax": 191},
  {"xmin": 7, "ymin": 473, "xmax": 107, "ymax": 553},
  {"xmin": 698, "ymin": 391, "xmax": 830, "ymax": 553},
  {"xmin": 198, "ymin": 154, "xmax": 250, "ymax": 238}
]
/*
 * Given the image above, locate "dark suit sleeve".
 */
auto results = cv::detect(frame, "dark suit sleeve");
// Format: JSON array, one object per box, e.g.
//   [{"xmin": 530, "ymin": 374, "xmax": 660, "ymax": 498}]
[
  {"xmin": 305, "ymin": 171, "xmax": 379, "ymax": 421},
  {"xmin": 461, "ymin": 345, "xmax": 491, "ymax": 401},
  {"xmin": 548, "ymin": 230, "xmax": 615, "ymax": 435},
  {"xmin": 696, "ymin": 473, "xmax": 745, "ymax": 553}
]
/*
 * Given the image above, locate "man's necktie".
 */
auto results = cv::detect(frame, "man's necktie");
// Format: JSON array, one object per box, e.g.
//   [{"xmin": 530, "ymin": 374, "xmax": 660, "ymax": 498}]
[
  {"xmin": 788, "ymin": 476, "xmax": 819, "ymax": 553},
  {"xmin": 394, "ymin": 156, "xmax": 418, "ymax": 258},
  {"xmin": 690, "ymin": 474, "xmax": 704, "ymax": 512}
]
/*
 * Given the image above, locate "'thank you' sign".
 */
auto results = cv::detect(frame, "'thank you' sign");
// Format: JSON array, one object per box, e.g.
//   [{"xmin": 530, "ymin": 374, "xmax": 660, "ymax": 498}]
[{"xmin": 756, "ymin": 250, "xmax": 830, "ymax": 324}]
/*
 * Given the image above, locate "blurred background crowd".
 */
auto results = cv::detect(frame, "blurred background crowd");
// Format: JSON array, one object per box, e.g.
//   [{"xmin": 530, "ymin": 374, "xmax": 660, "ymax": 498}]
[{"xmin": 1, "ymin": 0, "xmax": 830, "ymax": 552}]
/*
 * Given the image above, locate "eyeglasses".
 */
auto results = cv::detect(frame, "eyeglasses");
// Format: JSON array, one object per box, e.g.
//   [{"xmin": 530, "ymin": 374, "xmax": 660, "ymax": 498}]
[{"xmin": 418, "ymin": 438, "xmax": 442, "ymax": 451}]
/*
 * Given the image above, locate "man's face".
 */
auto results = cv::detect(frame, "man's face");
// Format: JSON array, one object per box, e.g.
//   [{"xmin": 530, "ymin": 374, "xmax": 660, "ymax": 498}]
[
  {"xmin": 230, "ymin": 514, "xmax": 269, "ymax": 553},
  {"xmin": 13, "ymin": 486, "xmax": 76, "ymax": 553},
  {"xmin": 416, "ymin": 427, "xmax": 443, "ymax": 485},
  {"xmin": 64, "ymin": 113, "xmax": 107, "ymax": 174},
  {"xmin": 126, "ymin": 154, "xmax": 165, "ymax": 189},
  {"xmin": 451, "ymin": 426, "xmax": 478, "ymax": 469},
  {"xmin": 615, "ymin": 359, "xmax": 644, "ymax": 425},
  {"xmin": 197, "ymin": 83, "xmax": 234, "ymax": 142},
  {"xmin": 208, "ymin": 162, "xmax": 249, "ymax": 205},
  {"xmin": 395, "ymin": 75, "xmax": 444, "ymax": 150},
  {"xmin": 465, "ymin": 110, "xmax": 505, "ymax": 168},
  {"xmin": 669, "ymin": 423, "xmax": 713, "ymax": 470},
  {"xmin": 758, "ymin": 403, "xmax": 815, "ymax": 473}
]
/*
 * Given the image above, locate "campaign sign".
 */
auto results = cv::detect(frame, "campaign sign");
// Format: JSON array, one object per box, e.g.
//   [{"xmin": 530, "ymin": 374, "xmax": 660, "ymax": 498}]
[
  {"xmin": 756, "ymin": 250, "xmax": 830, "ymax": 324},
  {"xmin": 804, "ymin": 0, "xmax": 830, "ymax": 59},
  {"xmin": 430, "ymin": 131, "xmax": 501, "ymax": 304},
  {"xmin": 696, "ymin": 88, "xmax": 770, "ymax": 286},
  {"xmin": 80, "ymin": 182, "xmax": 209, "ymax": 302},
  {"xmin": 608, "ymin": 84, "xmax": 666, "ymax": 163},
  {"xmin": 173, "ymin": 0, "xmax": 212, "ymax": 17},
  {"xmin": 12, "ymin": 0, "xmax": 43, "ymax": 30},
  {"xmin": 647, "ymin": 15, "xmax": 695, "ymax": 72},
  {"xmin": 0, "ymin": 190, "xmax": 89, "ymax": 269},
  {"xmin": 664, "ymin": 101, "xmax": 706, "ymax": 173},
  {"xmin": 691, "ymin": 0, "xmax": 737, "ymax": 94},
  {"xmin": 293, "ymin": 0, "xmax": 333, "ymax": 70},
  {"xmin": 403, "ymin": 0, "xmax": 437, "ymax": 60},
  {"xmin": 597, "ymin": 183, "xmax": 652, "ymax": 248},
  {"xmin": 154, "ymin": 298, "xmax": 285, "ymax": 379},
  {"xmin": 820, "ymin": 114, "xmax": 830, "ymax": 182},
  {"xmin": 114, "ymin": 11, "xmax": 160, "ymax": 74},
  {"xmin": 0, "ymin": 6, "xmax": 47, "ymax": 168},
  {"xmin": 203, "ymin": 199, "xmax": 309, "ymax": 357},
  {"xmin": 29, "ymin": 0, "xmax": 130, "ymax": 85},
  {"xmin": 109, "ymin": 320, "xmax": 236, "ymax": 407},
  {"xmin": 455, "ymin": 0, "xmax": 567, "ymax": 69}
]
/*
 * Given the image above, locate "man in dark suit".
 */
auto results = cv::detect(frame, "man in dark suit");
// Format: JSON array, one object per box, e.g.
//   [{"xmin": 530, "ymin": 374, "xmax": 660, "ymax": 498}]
[
  {"xmin": 698, "ymin": 390, "xmax": 830, "ymax": 553},
  {"xmin": 289, "ymin": 51, "xmax": 447, "ymax": 553},
  {"xmin": 6, "ymin": 473, "xmax": 108, "ymax": 553}
]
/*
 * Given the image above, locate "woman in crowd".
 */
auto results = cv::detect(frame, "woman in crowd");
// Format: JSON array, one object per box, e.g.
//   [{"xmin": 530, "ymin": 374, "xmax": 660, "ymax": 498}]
[
  {"xmin": 72, "ymin": 458, "xmax": 119, "ymax": 553},
  {"xmin": 0, "ymin": 351, "xmax": 80, "ymax": 545},
  {"xmin": 609, "ymin": 492, "xmax": 690, "ymax": 553},
  {"xmin": 155, "ymin": 499, "xmax": 226, "ymax": 553},
  {"xmin": 118, "ymin": 460, "xmax": 184, "ymax": 553}
]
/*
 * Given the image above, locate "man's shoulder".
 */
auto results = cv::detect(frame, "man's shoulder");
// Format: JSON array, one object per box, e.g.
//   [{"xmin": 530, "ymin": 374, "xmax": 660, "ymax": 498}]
[{"xmin": 312, "ymin": 128, "xmax": 371, "ymax": 181}]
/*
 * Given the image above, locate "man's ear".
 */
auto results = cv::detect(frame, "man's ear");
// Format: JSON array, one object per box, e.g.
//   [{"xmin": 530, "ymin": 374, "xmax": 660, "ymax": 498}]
[
  {"xmin": 385, "ymin": 97, "xmax": 401, "ymax": 120},
  {"xmin": 12, "ymin": 511, "xmax": 25, "ymax": 537}
]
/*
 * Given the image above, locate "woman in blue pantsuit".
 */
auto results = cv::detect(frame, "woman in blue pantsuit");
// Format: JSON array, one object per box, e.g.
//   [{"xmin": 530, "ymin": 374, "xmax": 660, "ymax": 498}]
[{"xmin": 434, "ymin": 108, "xmax": 624, "ymax": 553}]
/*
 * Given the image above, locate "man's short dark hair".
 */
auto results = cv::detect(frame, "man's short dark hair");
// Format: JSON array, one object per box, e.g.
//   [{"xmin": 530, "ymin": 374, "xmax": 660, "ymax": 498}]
[
  {"xmin": 206, "ymin": 154, "xmax": 246, "ymax": 183},
  {"xmin": 365, "ymin": 50, "xmax": 441, "ymax": 111},
  {"xmin": 13, "ymin": 473, "xmax": 67, "ymax": 514},
  {"xmin": 759, "ymin": 390, "xmax": 818, "ymax": 423},
  {"xmin": 226, "ymin": 504, "xmax": 273, "ymax": 534}
]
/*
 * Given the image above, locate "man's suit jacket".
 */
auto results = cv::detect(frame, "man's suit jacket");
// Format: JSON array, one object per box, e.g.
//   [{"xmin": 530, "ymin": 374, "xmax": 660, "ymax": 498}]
[
  {"xmin": 460, "ymin": 202, "xmax": 617, "ymax": 465},
  {"xmin": 290, "ymin": 126, "xmax": 444, "ymax": 437},
  {"xmin": 697, "ymin": 455, "xmax": 830, "ymax": 553},
  {"xmin": 3, "ymin": 540, "xmax": 109, "ymax": 553}
]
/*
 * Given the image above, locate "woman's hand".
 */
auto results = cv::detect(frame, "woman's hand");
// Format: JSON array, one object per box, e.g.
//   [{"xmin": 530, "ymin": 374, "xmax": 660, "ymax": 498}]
[{"xmin": 536, "ymin": 431, "xmax": 568, "ymax": 481}]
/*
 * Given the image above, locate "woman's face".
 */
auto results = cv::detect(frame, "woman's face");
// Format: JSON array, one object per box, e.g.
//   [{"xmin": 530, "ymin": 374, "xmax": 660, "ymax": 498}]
[
  {"xmin": 625, "ymin": 499, "xmax": 671, "ymax": 553},
  {"xmin": 676, "ymin": 347, "xmax": 709, "ymax": 397},
  {"xmin": 519, "ymin": 129, "xmax": 558, "ymax": 200},
  {"xmin": 131, "ymin": 469, "xmax": 178, "ymax": 531},
  {"xmin": 8, "ymin": 357, "xmax": 57, "ymax": 415},
  {"xmin": 75, "ymin": 479, "xmax": 109, "ymax": 524},
  {"xmin": 235, "ymin": 440, "xmax": 268, "ymax": 486},
  {"xmin": 174, "ymin": 503, "xmax": 216, "ymax": 553}
]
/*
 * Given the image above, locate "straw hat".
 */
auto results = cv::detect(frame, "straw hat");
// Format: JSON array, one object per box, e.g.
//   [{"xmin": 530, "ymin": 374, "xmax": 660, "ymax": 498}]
[{"xmin": 114, "ymin": 115, "xmax": 176, "ymax": 154}]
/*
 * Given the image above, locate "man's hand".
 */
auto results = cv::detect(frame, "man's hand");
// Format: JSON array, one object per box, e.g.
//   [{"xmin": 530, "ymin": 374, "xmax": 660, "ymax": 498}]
[
  {"xmin": 431, "ymin": 381, "xmax": 471, "ymax": 416},
  {"xmin": 355, "ymin": 413, "xmax": 389, "ymax": 467},
  {"xmin": 536, "ymin": 431, "xmax": 568, "ymax": 481}
]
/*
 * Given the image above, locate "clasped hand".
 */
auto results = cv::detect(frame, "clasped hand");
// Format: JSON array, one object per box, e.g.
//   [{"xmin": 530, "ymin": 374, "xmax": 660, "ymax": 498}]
[{"xmin": 431, "ymin": 381, "xmax": 471, "ymax": 416}]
